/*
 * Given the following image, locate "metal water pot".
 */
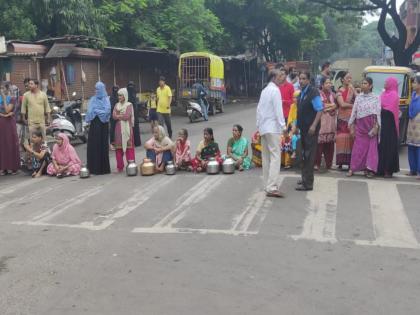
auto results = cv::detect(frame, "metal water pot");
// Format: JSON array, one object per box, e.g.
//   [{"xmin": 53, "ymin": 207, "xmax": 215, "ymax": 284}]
[
  {"xmin": 126, "ymin": 160, "xmax": 138, "ymax": 176},
  {"xmin": 80, "ymin": 165, "xmax": 90, "ymax": 179},
  {"xmin": 222, "ymin": 158, "xmax": 236, "ymax": 174},
  {"xmin": 206, "ymin": 157, "xmax": 220, "ymax": 174},
  {"xmin": 165, "ymin": 161, "xmax": 176, "ymax": 175},
  {"xmin": 140, "ymin": 158, "xmax": 155, "ymax": 176}
]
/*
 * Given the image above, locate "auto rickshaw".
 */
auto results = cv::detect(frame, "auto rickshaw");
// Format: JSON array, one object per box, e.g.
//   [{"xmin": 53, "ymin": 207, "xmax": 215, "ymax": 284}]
[
  {"xmin": 178, "ymin": 52, "xmax": 226, "ymax": 114},
  {"xmin": 363, "ymin": 66, "xmax": 415, "ymax": 144}
]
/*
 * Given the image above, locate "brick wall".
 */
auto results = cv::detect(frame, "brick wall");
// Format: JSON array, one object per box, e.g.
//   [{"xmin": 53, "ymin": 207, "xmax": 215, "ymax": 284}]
[{"xmin": 9, "ymin": 57, "xmax": 39, "ymax": 92}]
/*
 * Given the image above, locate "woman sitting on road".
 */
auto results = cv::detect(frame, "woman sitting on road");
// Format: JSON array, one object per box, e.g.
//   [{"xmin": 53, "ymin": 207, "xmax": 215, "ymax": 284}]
[
  {"xmin": 175, "ymin": 128, "xmax": 192, "ymax": 170},
  {"xmin": 144, "ymin": 125, "xmax": 174, "ymax": 172},
  {"xmin": 225, "ymin": 124, "xmax": 251, "ymax": 171},
  {"xmin": 47, "ymin": 133, "xmax": 82, "ymax": 178},
  {"xmin": 191, "ymin": 127, "xmax": 222, "ymax": 172}
]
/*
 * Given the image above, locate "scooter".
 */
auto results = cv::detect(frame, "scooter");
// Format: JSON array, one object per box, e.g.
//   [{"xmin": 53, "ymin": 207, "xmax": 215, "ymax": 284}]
[
  {"xmin": 47, "ymin": 92, "xmax": 88, "ymax": 143},
  {"xmin": 186, "ymin": 99, "xmax": 209, "ymax": 123}
]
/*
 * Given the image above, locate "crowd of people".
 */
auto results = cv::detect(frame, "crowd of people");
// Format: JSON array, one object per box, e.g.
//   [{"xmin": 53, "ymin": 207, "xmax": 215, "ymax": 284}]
[
  {"xmin": 1, "ymin": 62, "xmax": 420, "ymax": 195},
  {"xmin": 254, "ymin": 62, "xmax": 420, "ymax": 197}
]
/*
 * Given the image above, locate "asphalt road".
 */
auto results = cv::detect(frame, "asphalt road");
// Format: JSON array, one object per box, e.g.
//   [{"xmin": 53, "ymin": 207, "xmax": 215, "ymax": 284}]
[{"xmin": 1, "ymin": 100, "xmax": 420, "ymax": 315}]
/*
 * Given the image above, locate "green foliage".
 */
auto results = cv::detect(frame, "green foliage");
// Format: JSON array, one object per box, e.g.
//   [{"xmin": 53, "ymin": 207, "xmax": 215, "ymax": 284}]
[
  {"xmin": 328, "ymin": 19, "xmax": 397, "ymax": 61},
  {"xmin": 0, "ymin": 0, "xmax": 364, "ymax": 62}
]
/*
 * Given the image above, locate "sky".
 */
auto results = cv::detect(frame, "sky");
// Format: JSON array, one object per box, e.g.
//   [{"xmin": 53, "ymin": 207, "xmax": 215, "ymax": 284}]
[{"xmin": 365, "ymin": 0, "xmax": 405, "ymax": 24}]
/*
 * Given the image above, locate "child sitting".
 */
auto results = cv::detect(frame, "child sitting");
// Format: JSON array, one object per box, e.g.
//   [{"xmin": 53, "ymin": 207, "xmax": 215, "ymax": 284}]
[
  {"xmin": 175, "ymin": 128, "xmax": 192, "ymax": 170},
  {"xmin": 23, "ymin": 129, "xmax": 51, "ymax": 178}
]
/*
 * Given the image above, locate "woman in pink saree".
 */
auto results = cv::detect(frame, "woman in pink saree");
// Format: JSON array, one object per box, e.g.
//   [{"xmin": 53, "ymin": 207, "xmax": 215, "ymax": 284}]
[
  {"xmin": 347, "ymin": 77, "xmax": 381, "ymax": 178},
  {"xmin": 47, "ymin": 133, "xmax": 82, "ymax": 177}
]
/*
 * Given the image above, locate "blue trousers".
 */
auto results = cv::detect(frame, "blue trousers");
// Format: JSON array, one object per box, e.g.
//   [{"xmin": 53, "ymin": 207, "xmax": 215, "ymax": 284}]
[
  {"xmin": 198, "ymin": 98, "xmax": 208, "ymax": 120},
  {"xmin": 146, "ymin": 150, "xmax": 173, "ymax": 167},
  {"xmin": 408, "ymin": 145, "xmax": 420, "ymax": 174}
]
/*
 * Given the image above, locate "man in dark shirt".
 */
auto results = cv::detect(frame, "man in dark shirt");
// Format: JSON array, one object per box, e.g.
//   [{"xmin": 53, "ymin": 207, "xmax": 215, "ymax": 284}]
[{"xmin": 296, "ymin": 71, "xmax": 323, "ymax": 191}]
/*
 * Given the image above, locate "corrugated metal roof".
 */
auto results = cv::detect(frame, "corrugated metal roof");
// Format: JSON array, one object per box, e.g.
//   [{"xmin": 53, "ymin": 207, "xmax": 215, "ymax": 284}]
[{"xmin": 105, "ymin": 46, "xmax": 172, "ymax": 55}]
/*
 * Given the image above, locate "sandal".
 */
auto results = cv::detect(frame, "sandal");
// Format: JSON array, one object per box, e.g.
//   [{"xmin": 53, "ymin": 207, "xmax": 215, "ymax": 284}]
[
  {"xmin": 346, "ymin": 170, "xmax": 353, "ymax": 177},
  {"xmin": 366, "ymin": 171, "xmax": 375, "ymax": 179}
]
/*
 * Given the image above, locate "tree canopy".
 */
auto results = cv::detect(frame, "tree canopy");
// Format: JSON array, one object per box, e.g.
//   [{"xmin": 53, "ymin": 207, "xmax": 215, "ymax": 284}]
[
  {"xmin": 0, "ymin": 0, "xmax": 362, "ymax": 63},
  {"xmin": 311, "ymin": 0, "xmax": 420, "ymax": 66}
]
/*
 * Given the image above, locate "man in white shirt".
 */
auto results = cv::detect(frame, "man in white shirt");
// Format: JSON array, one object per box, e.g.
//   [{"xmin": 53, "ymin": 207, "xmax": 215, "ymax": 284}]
[{"xmin": 256, "ymin": 69, "xmax": 287, "ymax": 197}]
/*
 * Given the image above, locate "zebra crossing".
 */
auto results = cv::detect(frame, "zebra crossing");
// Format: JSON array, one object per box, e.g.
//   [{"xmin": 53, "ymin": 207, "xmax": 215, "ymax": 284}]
[{"xmin": 1, "ymin": 171, "xmax": 420, "ymax": 250}]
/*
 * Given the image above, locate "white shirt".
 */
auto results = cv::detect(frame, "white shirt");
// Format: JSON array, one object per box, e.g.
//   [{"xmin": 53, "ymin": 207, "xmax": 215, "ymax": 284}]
[{"xmin": 256, "ymin": 82, "xmax": 286, "ymax": 135}]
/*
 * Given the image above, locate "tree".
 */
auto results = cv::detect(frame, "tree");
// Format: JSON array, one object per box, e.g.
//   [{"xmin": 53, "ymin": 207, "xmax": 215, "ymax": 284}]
[
  {"xmin": 0, "ymin": 0, "xmax": 37, "ymax": 40},
  {"xmin": 207, "ymin": 0, "xmax": 327, "ymax": 61},
  {"xmin": 310, "ymin": 0, "xmax": 420, "ymax": 66},
  {"xmin": 100, "ymin": 0, "xmax": 222, "ymax": 53}
]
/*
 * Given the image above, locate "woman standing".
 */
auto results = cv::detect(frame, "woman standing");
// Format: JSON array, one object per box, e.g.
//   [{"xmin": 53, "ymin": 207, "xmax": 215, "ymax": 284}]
[
  {"xmin": 0, "ymin": 87, "xmax": 20, "ymax": 175},
  {"xmin": 226, "ymin": 124, "xmax": 251, "ymax": 171},
  {"xmin": 407, "ymin": 75, "xmax": 420, "ymax": 180},
  {"xmin": 127, "ymin": 81, "xmax": 141, "ymax": 146},
  {"xmin": 113, "ymin": 88, "xmax": 135, "ymax": 172},
  {"xmin": 336, "ymin": 72, "xmax": 355, "ymax": 169},
  {"xmin": 377, "ymin": 77, "xmax": 400, "ymax": 178},
  {"xmin": 109, "ymin": 85, "xmax": 119, "ymax": 150},
  {"xmin": 47, "ymin": 133, "xmax": 82, "ymax": 177},
  {"xmin": 86, "ymin": 82, "xmax": 111, "ymax": 175},
  {"xmin": 315, "ymin": 77, "xmax": 337, "ymax": 170},
  {"xmin": 347, "ymin": 78, "xmax": 381, "ymax": 178}
]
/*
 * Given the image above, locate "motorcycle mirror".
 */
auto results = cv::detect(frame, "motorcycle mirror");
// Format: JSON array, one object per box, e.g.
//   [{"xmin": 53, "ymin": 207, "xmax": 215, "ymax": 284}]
[{"xmin": 53, "ymin": 106, "xmax": 59, "ymax": 112}]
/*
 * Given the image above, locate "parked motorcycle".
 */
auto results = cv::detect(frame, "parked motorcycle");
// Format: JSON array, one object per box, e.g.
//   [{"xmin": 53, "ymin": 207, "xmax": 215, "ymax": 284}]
[
  {"xmin": 186, "ymin": 100, "xmax": 208, "ymax": 123},
  {"xmin": 47, "ymin": 92, "xmax": 89, "ymax": 143}
]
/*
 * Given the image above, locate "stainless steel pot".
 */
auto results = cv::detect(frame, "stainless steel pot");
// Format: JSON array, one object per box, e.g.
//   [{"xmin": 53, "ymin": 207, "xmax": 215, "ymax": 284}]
[
  {"xmin": 80, "ymin": 165, "xmax": 90, "ymax": 179},
  {"xmin": 206, "ymin": 157, "xmax": 220, "ymax": 174},
  {"xmin": 140, "ymin": 158, "xmax": 155, "ymax": 176},
  {"xmin": 165, "ymin": 161, "xmax": 176, "ymax": 175},
  {"xmin": 126, "ymin": 160, "xmax": 138, "ymax": 176},
  {"xmin": 222, "ymin": 158, "xmax": 236, "ymax": 174}
]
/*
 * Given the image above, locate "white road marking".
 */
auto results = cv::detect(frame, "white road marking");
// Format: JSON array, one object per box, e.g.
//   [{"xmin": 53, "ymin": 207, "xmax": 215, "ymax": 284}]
[
  {"xmin": 290, "ymin": 177, "xmax": 338, "ymax": 243},
  {"xmin": 230, "ymin": 176, "xmax": 283, "ymax": 233},
  {"xmin": 0, "ymin": 184, "xmax": 64, "ymax": 211},
  {"xmin": 76, "ymin": 176, "xmax": 177, "ymax": 230},
  {"xmin": 0, "ymin": 177, "xmax": 48, "ymax": 195},
  {"xmin": 23, "ymin": 185, "xmax": 104, "ymax": 223},
  {"xmin": 355, "ymin": 181, "xmax": 420, "ymax": 249},
  {"xmin": 132, "ymin": 227, "xmax": 257, "ymax": 236},
  {"xmin": 151, "ymin": 175, "xmax": 226, "ymax": 229}
]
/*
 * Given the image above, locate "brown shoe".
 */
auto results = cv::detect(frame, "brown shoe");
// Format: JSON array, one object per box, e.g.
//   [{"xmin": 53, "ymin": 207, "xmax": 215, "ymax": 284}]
[{"xmin": 266, "ymin": 190, "xmax": 285, "ymax": 198}]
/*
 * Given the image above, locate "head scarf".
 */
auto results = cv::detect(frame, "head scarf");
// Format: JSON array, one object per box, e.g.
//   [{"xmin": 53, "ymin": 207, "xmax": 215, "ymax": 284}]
[
  {"xmin": 115, "ymin": 88, "xmax": 134, "ymax": 152},
  {"xmin": 127, "ymin": 81, "xmax": 136, "ymax": 104},
  {"xmin": 86, "ymin": 82, "xmax": 111, "ymax": 123},
  {"xmin": 52, "ymin": 133, "xmax": 82, "ymax": 167},
  {"xmin": 380, "ymin": 77, "xmax": 400, "ymax": 135}
]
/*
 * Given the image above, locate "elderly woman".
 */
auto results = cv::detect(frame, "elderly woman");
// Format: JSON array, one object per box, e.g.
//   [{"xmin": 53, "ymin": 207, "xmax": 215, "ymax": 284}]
[
  {"xmin": 377, "ymin": 77, "xmax": 400, "ymax": 178},
  {"xmin": 113, "ymin": 88, "xmax": 135, "ymax": 172},
  {"xmin": 191, "ymin": 128, "xmax": 222, "ymax": 172},
  {"xmin": 315, "ymin": 77, "xmax": 337, "ymax": 170},
  {"xmin": 144, "ymin": 125, "xmax": 174, "ymax": 172},
  {"xmin": 86, "ymin": 82, "xmax": 111, "ymax": 175},
  {"xmin": 225, "ymin": 124, "xmax": 251, "ymax": 171},
  {"xmin": 0, "ymin": 86, "xmax": 19, "ymax": 175},
  {"xmin": 47, "ymin": 133, "xmax": 82, "ymax": 178},
  {"xmin": 347, "ymin": 77, "xmax": 381, "ymax": 178},
  {"xmin": 407, "ymin": 75, "xmax": 420, "ymax": 180}
]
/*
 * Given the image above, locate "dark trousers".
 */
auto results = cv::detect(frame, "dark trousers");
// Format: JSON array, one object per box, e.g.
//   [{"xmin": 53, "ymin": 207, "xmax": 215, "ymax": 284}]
[
  {"xmin": 301, "ymin": 131, "xmax": 319, "ymax": 189},
  {"xmin": 315, "ymin": 142, "xmax": 334, "ymax": 169},
  {"xmin": 157, "ymin": 113, "xmax": 172, "ymax": 138}
]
